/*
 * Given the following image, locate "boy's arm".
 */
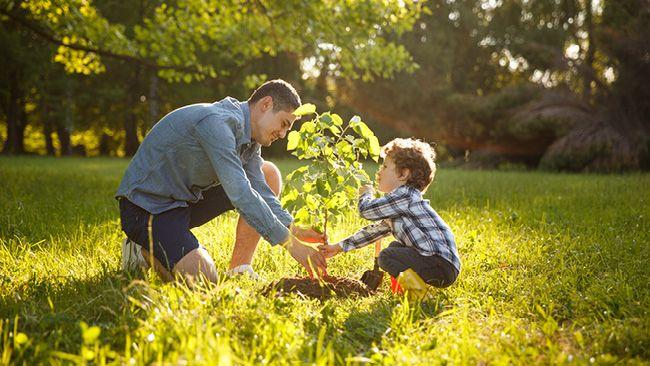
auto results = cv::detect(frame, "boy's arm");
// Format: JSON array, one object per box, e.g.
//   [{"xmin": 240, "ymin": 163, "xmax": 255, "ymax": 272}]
[
  {"xmin": 357, "ymin": 187, "xmax": 411, "ymax": 221},
  {"xmin": 338, "ymin": 220, "xmax": 392, "ymax": 252}
]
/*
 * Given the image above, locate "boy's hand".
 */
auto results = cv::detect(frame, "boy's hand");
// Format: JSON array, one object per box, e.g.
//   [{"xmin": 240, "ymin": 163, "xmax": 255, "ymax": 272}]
[
  {"xmin": 359, "ymin": 184, "xmax": 374, "ymax": 196},
  {"xmin": 291, "ymin": 225, "xmax": 328, "ymax": 244},
  {"xmin": 317, "ymin": 244, "xmax": 343, "ymax": 259},
  {"xmin": 285, "ymin": 237, "xmax": 328, "ymax": 278}
]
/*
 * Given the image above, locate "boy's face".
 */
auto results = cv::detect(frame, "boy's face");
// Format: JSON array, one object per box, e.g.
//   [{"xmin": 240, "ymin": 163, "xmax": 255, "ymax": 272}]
[{"xmin": 376, "ymin": 157, "xmax": 409, "ymax": 193}]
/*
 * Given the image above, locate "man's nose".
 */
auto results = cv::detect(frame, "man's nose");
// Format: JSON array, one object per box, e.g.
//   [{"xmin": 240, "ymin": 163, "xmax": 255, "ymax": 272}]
[{"xmin": 279, "ymin": 129, "xmax": 288, "ymax": 139}]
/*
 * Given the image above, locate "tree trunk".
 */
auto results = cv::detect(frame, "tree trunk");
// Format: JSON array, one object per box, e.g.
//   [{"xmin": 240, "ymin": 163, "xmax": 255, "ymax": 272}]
[
  {"xmin": 582, "ymin": 0, "xmax": 595, "ymax": 100},
  {"xmin": 57, "ymin": 86, "xmax": 74, "ymax": 156},
  {"xmin": 2, "ymin": 74, "xmax": 26, "ymax": 154},
  {"xmin": 42, "ymin": 101, "xmax": 56, "ymax": 156},
  {"xmin": 99, "ymin": 132, "xmax": 111, "ymax": 156},
  {"xmin": 57, "ymin": 125, "xmax": 71, "ymax": 156},
  {"xmin": 124, "ymin": 64, "xmax": 141, "ymax": 156},
  {"xmin": 148, "ymin": 71, "xmax": 160, "ymax": 128},
  {"xmin": 44, "ymin": 123, "xmax": 55, "ymax": 156}
]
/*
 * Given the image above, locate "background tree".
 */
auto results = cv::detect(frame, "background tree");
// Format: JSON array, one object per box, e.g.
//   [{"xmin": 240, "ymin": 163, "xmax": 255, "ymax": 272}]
[
  {"xmin": 338, "ymin": 0, "xmax": 649, "ymax": 171},
  {"xmin": 0, "ymin": 0, "xmax": 647, "ymax": 171},
  {"xmin": 1, "ymin": 0, "xmax": 424, "ymax": 155}
]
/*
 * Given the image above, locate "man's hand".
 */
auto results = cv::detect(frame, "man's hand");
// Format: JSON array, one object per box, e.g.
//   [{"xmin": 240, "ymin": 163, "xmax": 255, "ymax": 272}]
[
  {"xmin": 359, "ymin": 184, "xmax": 374, "ymax": 196},
  {"xmin": 285, "ymin": 237, "xmax": 328, "ymax": 278},
  {"xmin": 317, "ymin": 244, "xmax": 343, "ymax": 259},
  {"xmin": 291, "ymin": 225, "xmax": 328, "ymax": 244}
]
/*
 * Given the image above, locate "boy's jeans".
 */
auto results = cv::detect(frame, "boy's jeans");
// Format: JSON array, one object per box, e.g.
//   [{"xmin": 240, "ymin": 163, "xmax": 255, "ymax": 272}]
[{"xmin": 378, "ymin": 241, "xmax": 458, "ymax": 288}]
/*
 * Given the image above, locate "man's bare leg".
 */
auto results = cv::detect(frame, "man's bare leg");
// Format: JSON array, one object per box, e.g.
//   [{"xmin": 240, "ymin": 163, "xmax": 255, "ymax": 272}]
[
  {"xmin": 228, "ymin": 161, "xmax": 282, "ymax": 270},
  {"xmin": 141, "ymin": 247, "xmax": 218, "ymax": 284},
  {"xmin": 136, "ymin": 162, "xmax": 280, "ymax": 283},
  {"xmin": 139, "ymin": 247, "xmax": 174, "ymax": 282}
]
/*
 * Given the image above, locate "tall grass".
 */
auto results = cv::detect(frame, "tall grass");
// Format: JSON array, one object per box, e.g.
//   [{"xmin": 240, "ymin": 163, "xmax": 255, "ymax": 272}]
[{"xmin": 0, "ymin": 156, "xmax": 648, "ymax": 364}]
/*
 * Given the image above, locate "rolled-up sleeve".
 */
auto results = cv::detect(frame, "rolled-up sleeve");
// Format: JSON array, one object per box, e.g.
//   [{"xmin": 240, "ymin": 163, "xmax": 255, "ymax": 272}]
[
  {"xmin": 244, "ymin": 152, "xmax": 294, "ymax": 228},
  {"xmin": 194, "ymin": 115, "xmax": 289, "ymax": 245}
]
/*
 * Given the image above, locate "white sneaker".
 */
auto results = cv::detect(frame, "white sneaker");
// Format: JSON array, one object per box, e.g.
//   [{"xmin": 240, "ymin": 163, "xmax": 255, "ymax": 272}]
[
  {"xmin": 121, "ymin": 237, "xmax": 146, "ymax": 271},
  {"xmin": 226, "ymin": 264, "xmax": 260, "ymax": 281}
]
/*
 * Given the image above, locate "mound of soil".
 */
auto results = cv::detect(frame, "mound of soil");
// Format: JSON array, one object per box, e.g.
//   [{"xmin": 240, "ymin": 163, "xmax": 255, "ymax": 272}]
[{"xmin": 263, "ymin": 276, "xmax": 373, "ymax": 300}]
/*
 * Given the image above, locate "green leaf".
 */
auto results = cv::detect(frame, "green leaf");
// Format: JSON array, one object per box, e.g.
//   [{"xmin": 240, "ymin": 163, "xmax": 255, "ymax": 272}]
[
  {"xmin": 302, "ymin": 182, "xmax": 314, "ymax": 192},
  {"xmin": 335, "ymin": 140, "xmax": 353, "ymax": 156},
  {"xmin": 300, "ymin": 121, "xmax": 316, "ymax": 133},
  {"xmin": 331, "ymin": 113, "xmax": 343, "ymax": 126},
  {"xmin": 294, "ymin": 207, "xmax": 310, "ymax": 224},
  {"xmin": 316, "ymin": 179, "xmax": 330, "ymax": 196},
  {"xmin": 286, "ymin": 131, "xmax": 300, "ymax": 151},
  {"xmin": 369, "ymin": 136, "xmax": 380, "ymax": 161},
  {"xmin": 353, "ymin": 121, "xmax": 373, "ymax": 139},
  {"xmin": 318, "ymin": 114, "xmax": 333, "ymax": 128},
  {"xmin": 293, "ymin": 103, "xmax": 316, "ymax": 116}
]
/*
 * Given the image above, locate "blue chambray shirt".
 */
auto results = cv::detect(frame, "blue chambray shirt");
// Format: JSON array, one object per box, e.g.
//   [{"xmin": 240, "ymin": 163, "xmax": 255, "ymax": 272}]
[{"xmin": 115, "ymin": 97, "xmax": 293, "ymax": 245}]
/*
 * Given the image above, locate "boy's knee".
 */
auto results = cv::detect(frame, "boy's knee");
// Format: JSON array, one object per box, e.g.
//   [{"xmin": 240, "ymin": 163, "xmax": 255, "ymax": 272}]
[
  {"xmin": 377, "ymin": 248, "xmax": 402, "ymax": 278},
  {"xmin": 261, "ymin": 161, "xmax": 282, "ymax": 196},
  {"xmin": 377, "ymin": 249, "xmax": 393, "ymax": 269}
]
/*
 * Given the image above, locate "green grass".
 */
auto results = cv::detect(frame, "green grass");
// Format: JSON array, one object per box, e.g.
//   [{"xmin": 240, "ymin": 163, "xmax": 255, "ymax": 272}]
[{"xmin": 0, "ymin": 156, "xmax": 648, "ymax": 364}]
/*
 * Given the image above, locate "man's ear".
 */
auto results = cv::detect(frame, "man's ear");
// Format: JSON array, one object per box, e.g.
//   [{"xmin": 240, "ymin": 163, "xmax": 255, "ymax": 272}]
[{"xmin": 260, "ymin": 95, "xmax": 273, "ymax": 112}]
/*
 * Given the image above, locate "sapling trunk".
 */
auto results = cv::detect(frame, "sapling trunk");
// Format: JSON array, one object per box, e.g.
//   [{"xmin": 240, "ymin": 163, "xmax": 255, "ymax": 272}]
[
  {"xmin": 322, "ymin": 204, "xmax": 329, "ymax": 243},
  {"xmin": 284, "ymin": 105, "xmax": 380, "ymax": 244}
]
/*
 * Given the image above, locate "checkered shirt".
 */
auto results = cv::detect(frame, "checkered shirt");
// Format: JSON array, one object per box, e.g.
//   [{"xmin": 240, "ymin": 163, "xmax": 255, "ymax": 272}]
[{"xmin": 337, "ymin": 185, "xmax": 461, "ymax": 272}]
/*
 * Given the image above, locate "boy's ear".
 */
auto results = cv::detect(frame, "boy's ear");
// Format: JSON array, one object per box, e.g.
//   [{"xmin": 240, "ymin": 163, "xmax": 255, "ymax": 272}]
[{"xmin": 399, "ymin": 168, "xmax": 410, "ymax": 181}]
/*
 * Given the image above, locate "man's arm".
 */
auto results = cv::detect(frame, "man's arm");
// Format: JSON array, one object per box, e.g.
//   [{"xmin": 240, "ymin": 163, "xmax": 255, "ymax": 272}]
[
  {"xmin": 243, "ymin": 151, "xmax": 293, "ymax": 227},
  {"xmin": 194, "ymin": 115, "xmax": 289, "ymax": 245}
]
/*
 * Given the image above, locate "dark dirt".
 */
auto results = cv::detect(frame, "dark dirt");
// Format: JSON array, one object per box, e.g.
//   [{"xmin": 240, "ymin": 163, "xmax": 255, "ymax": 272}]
[{"xmin": 263, "ymin": 276, "xmax": 373, "ymax": 300}]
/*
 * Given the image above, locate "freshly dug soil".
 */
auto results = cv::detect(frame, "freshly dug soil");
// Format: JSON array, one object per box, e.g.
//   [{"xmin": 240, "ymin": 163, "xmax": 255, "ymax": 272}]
[{"xmin": 263, "ymin": 276, "xmax": 373, "ymax": 299}]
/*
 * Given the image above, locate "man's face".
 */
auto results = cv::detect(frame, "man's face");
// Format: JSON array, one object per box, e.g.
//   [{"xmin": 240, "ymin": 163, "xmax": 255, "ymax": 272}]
[{"xmin": 255, "ymin": 104, "xmax": 298, "ymax": 147}]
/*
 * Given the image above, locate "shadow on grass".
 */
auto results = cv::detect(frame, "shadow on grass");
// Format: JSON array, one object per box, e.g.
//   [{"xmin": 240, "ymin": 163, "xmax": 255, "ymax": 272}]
[
  {"xmin": 1, "ymin": 267, "xmax": 147, "ymax": 362},
  {"xmin": 331, "ymin": 291, "xmax": 449, "ymax": 357}
]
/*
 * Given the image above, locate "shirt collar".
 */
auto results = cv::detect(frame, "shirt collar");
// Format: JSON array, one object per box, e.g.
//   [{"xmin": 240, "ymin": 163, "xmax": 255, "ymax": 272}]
[
  {"xmin": 241, "ymin": 101, "xmax": 252, "ymax": 145},
  {"xmin": 396, "ymin": 184, "xmax": 422, "ymax": 197}
]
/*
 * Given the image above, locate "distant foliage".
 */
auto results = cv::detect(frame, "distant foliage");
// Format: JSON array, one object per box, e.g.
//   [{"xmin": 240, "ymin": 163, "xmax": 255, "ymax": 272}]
[{"xmin": 11, "ymin": 0, "xmax": 424, "ymax": 82}]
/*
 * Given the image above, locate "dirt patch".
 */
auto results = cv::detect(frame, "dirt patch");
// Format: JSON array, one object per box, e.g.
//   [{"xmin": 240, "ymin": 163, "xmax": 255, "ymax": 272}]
[{"xmin": 263, "ymin": 276, "xmax": 373, "ymax": 300}]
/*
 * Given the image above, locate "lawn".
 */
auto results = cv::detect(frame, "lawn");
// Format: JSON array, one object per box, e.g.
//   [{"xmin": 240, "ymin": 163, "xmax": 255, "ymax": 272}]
[{"xmin": 0, "ymin": 156, "xmax": 648, "ymax": 364}]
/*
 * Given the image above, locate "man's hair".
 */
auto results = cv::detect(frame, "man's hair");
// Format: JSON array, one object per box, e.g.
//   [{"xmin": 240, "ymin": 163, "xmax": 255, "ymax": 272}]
[
  {"xmin": 381, "ymin": 138, "xmax": 437, "ymax": 191},
  {"xmin": 248, "ymin": 79, "xmax": 301, "ymax": 112}
]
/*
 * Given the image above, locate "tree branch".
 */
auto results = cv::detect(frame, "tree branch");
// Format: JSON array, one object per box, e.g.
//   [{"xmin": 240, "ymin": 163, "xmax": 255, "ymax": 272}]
[{"xmin": 1, "ymin": 8, "xmax": 209, "ymax": 76}]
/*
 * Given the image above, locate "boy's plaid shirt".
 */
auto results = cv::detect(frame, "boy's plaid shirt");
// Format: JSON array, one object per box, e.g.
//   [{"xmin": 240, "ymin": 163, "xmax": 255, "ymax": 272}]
[{"xmin": 337, "ymin": 185, "xmax": 461, "ymax": 273}]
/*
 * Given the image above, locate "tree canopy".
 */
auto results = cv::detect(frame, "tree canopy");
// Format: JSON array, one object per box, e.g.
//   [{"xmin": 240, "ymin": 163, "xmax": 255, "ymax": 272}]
[{"xmin": 1, "ymin": 0, "xmax": 648, "ymax": 171}]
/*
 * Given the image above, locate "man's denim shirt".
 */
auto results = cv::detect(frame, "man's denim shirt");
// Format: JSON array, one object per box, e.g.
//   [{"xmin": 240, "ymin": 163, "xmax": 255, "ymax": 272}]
[{"xmin": 115, "ymin": 97, "xmax": 293, "ymax": 245}]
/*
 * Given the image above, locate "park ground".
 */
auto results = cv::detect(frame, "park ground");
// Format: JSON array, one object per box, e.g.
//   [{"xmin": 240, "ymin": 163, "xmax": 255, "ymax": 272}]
[{"xmin": 0, "ymin": 157, "xmax": 648, "ymax": 364}]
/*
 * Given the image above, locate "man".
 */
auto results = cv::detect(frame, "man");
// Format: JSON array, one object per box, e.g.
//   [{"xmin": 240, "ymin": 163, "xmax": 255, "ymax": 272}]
[{"xmin": 116, "ymin": 79, "xmax": 327, "ymax": 283}]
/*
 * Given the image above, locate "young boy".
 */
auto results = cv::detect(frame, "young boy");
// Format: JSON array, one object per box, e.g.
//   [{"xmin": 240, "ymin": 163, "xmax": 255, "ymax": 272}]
[{"xmin": 318, "ymin": 138, "xmax": 460, "ymax": 289}]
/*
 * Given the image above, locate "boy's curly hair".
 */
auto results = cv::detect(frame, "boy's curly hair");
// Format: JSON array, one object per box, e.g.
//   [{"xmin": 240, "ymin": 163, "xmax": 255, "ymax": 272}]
[{"xmin": 381, "ymin": 138, "xmax": 437, "ymax": 191}]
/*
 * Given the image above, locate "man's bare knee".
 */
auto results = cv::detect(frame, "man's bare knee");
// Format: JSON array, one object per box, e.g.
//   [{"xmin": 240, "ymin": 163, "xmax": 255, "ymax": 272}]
[
  {"xmin": 261, "ymin": 161, "xmax": 282, "ymax": 196},
  {"xmin": 141, "ymin": 247, "xmax": 174, "ymax": 282},
  {"xmin": 172, "ymin": 247, "xmax": 219, "ymax": 284}
]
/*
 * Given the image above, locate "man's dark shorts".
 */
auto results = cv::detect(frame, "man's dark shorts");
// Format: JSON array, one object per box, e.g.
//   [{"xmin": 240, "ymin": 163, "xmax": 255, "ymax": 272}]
[{"xmin": 119, "ymin": 185, "xmax": 234, "ymax": 271}]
